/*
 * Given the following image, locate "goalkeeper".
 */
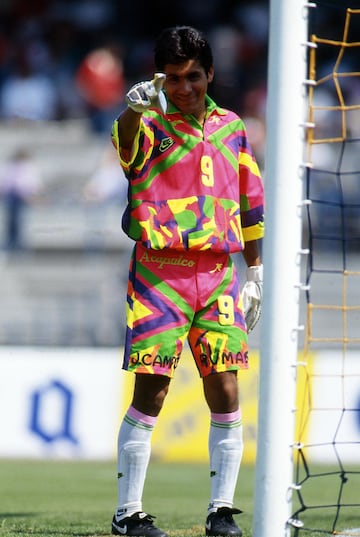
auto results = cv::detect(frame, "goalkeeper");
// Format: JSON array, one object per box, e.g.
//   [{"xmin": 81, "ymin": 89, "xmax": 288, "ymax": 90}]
[{"xmin": 111, "ymin": 25, "xmax": 264, "ymax": 537}]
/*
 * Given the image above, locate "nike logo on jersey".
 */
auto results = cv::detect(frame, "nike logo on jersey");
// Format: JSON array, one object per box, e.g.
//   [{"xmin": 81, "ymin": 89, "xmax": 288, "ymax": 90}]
[{"xmin": 159, "ymin": 137, "xmax": 174, "ymax": 152}]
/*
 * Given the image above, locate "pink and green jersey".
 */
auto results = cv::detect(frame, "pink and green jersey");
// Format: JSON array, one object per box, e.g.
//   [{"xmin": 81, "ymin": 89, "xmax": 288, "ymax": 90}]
[{"xmin": 111, "ymin": 95, "xmax": 264, "ymax": 253}]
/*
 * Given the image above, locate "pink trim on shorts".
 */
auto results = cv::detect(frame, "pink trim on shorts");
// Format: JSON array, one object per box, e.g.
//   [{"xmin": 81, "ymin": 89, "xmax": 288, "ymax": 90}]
[
  {"xmin": 128, "ymin": 405, "xmax": 158, "ymax": 427},
  {"xmin": 211, "ymin": 409, "xmax": 242, "ymax": 423}
]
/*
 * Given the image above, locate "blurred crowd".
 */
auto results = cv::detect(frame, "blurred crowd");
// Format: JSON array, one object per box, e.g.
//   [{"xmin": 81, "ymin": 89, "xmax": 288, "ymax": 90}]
[
  {"xmin": 0, "ymin": 0, "xmax": 359, "ymax": 253},
  {"xmin": 0, "ymin": 0, "xmax": 269, "ymax": 140},
  {"xmin": 0, "ymin": 1, "xmax": 359, "ymax": 143}
]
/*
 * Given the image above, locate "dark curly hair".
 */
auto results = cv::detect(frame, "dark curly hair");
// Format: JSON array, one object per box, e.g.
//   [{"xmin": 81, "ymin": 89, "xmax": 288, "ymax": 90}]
[{"xmin": 154, "ymin": 26, "xmax": 213, "ymax": 75}]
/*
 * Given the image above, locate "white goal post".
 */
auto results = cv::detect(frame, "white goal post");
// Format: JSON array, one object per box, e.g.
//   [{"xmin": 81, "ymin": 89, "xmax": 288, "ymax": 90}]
[{"xmin": 252, "ymin": 1, "xmax": 310, "ymax": 537}]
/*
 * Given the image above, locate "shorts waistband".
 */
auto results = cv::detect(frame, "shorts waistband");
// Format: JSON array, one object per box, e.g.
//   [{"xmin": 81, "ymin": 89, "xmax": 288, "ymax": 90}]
[{"xmin": 136, "ymin": 244, "xmax": 229, "ymax": 268}]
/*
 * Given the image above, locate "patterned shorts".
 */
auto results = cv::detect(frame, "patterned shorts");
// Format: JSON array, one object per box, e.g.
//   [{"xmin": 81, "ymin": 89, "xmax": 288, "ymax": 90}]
[{"xmin": 123, "ymin": 243, "xmax": 249, "ymax": 378}]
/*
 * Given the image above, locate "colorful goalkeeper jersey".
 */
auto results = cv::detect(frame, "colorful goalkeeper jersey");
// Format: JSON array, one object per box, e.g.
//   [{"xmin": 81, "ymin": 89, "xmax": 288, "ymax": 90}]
[{"xmin": 111, "ymin": 95, "xmax": 264, "ymax": 252}]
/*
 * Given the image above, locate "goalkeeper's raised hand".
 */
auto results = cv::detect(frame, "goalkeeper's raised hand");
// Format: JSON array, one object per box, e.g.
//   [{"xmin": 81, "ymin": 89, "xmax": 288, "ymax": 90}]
[
  {"xmin": 126, "ymin": 73, "xmax": 167, "ymax": 114},
  {"xmin": 241, "ymin": 264, "xmax": 263, "ymax": 333}
]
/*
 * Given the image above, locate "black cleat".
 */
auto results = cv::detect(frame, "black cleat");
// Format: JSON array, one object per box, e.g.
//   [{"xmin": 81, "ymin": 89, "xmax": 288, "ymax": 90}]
[
  {"xmin": 205, "ymin": 507, "xmax": 243, "ymax": 537},
  {"xmin": 111, "ymin": 511, "xmax": 168, "ymax": 537}
]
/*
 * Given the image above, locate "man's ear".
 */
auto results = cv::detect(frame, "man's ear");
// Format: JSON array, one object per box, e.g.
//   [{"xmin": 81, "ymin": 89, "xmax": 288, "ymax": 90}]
[{"xmin": 207, "ymin": 66, "xmax": 214, "ymax": 83}]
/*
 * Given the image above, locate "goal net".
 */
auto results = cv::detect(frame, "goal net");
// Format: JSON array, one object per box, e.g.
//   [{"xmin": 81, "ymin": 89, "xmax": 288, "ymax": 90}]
[{"xmin": 289, "ymin": 2, "xmax": 360, "ymax": 535}]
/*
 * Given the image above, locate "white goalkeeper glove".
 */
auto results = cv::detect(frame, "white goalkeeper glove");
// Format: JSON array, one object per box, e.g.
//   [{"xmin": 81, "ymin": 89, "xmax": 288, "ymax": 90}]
[
  {"xmin": 125, "ymin": 73, "xmax": 167, "ymax": 114},
  {"xmin": 241, "ymin": 264, "xmax": 263, "ymax": 333}
]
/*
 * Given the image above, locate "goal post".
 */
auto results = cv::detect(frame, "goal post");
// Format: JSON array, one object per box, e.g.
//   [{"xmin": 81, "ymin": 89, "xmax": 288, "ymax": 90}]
[{"xmin": 252, "ymin": 1, "xmax": 309, "ymax": 537}]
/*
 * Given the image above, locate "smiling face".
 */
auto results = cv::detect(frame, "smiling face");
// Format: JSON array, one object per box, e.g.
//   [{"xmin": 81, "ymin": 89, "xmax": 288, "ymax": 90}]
[{"xmin": 163, "ymin": 59, "xmax": 214, "ymax": 122}]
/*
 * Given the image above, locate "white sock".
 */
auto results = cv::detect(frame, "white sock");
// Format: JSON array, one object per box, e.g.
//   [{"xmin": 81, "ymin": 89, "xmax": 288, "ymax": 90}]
[
  {"xmin": 115, "ymin": 405, "xmax": 157, "ymax": 520},
  {"xmin": 208, "ymin": 409, "xmax": 243, "ymax": 513}
]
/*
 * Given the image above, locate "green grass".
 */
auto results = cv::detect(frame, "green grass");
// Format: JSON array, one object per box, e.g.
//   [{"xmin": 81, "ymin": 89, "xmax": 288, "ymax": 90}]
[
  {"xmin": 0, "ymin": 460, "xmax": 359, "ymax": 537},
  {"xmin": 0, "ymin": 460, "xmax": 251, "ymax": 537}
]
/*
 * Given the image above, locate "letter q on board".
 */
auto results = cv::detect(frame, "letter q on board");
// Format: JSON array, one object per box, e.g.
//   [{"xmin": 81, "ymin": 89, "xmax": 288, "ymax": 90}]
[{"xmin": 29, "ymin": 379, "xmax": 78, "ymax": 445}]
